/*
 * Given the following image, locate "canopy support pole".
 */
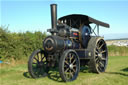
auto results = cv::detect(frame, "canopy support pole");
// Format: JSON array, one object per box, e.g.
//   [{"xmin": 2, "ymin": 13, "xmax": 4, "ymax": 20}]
[{"xmin": 97, "ymin": 25, "xmax": 99, "ymax": 36}]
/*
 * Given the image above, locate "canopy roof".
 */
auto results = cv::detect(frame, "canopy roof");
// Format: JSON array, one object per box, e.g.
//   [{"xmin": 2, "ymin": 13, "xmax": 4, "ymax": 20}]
[{"xmin": 58, "ymin": 14, "xmax": 110, "ymax": 28}]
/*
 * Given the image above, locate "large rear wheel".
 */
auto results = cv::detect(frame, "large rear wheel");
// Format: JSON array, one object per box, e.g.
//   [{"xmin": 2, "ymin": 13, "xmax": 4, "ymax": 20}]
[
  {"xmin": 89, "ymin": 38, "xmax": 108, "ymax": 73},
  {"xmin": 59, "ymin": 50, "xmax": 80, "ymax": 82},
  {"xmin": 28, "ymin": 49, "xmax": 48, "ymax": 78}
]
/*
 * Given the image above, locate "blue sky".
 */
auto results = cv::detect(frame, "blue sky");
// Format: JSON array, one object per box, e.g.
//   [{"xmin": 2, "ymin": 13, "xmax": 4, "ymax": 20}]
[{"xmin": 1, "ymin": 0, "xmax": 128, "ymax": 36}]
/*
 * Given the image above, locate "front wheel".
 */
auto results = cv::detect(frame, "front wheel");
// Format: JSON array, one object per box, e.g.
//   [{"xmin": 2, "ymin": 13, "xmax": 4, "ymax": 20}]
[
  {"xmin": 28, "ymin": 49, "xmax": 48, "ymax": 78},
  {"xmin": 59, "ymin": 50, "xmax": 80, "ymax": 82}
]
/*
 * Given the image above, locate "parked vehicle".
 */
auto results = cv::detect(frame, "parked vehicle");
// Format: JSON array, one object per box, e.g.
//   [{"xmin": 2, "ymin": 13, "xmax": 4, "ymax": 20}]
[{"xmin": 28, "ymin": 4, "xmax": 110, "ymax": 82}]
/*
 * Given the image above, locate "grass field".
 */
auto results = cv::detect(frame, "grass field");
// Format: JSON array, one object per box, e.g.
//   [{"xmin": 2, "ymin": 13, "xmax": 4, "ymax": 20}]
[{"xmin": 0, "ymin": 56, "xmax": 128, "ymax": 85}]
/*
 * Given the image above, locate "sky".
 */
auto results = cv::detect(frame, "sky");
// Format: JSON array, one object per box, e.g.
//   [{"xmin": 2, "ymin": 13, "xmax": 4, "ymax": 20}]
[{"xmin": 1, "ymin": 0, "xmax": 128, "ymax": 37}]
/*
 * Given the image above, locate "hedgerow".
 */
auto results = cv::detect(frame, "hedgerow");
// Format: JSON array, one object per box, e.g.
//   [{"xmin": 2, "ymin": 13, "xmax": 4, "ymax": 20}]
[
  {"xmin": 0, "ymin": 26, "xmax": 46, "ymax": 60},
  {"xmin": 108, "ymin": 45, "xmax": 128, "ymax": 56},
  {"xmin": 0, "ymin": 26, "xmax": 127, "ymax": 60}
]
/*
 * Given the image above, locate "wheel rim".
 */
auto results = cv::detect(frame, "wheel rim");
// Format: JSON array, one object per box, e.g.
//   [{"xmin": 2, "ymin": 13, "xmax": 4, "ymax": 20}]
[
  {"xmin": 31, "ymin": 50, "xmax": 47, "ymax": 77},
  {"xmin": 63, "ymin": 52, "xmax": 79, "ymax": 81},
  {"xmin": 95, "ymin": 39, "xmax": 108, "ymax": 72}
]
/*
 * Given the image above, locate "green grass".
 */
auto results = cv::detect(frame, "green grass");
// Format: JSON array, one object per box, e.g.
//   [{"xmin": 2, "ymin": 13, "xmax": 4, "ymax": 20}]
[{"xmin": 0, "ymin": 56, "xmax": 128, "ymax": 85}]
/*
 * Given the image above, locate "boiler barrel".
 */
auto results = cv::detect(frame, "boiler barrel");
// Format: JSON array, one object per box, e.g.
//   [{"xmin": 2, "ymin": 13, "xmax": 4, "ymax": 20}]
[{"xmin": 43, "ymin": 36, "xmax": 79, "ymax": 53}]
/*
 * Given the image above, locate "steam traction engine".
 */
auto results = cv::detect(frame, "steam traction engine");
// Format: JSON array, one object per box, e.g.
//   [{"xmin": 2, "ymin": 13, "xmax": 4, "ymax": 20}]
[{"xmin": 28, "ymin": 4, "xmax": 110, "ymax": 82}]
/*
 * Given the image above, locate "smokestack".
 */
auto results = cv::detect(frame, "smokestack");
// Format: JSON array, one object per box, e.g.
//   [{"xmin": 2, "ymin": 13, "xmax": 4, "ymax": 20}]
[{"xmin": 50, "ymin": 4, "xmax": 57, "ymax": 32}]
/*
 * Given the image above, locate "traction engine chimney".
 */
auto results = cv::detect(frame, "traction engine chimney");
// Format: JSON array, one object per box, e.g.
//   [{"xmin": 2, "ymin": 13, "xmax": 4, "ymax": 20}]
[{"xmin": 50, "ymin": 4, "xmax": 57, "ymax": 35}]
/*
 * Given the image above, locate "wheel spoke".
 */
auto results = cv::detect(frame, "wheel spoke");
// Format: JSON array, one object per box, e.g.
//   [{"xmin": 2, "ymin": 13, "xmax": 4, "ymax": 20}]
[
  {"xmin": 70, "ymin": 54, "xmax": 74, "ymax": 63},
  {"xmin": 99, "ymin": 43, "xmax": 104, "ymax": 49},
  {"xmin": 32, "ymin": 62, "xmax": 37, "ymax": 64},
  {"xmin": 101, "ymin": 50, "xmax": 106, "ymax": 54},
  {"xmin": 72, "ymin": 59, "xmax": 76, "ymax": 64},
  {"xmin": 41, "ymin": 54, "xmax": 44, "ymax": 62},
  {"xmin": 99, "ymin": 62, "xmax": 104, "ymax": 67},
  {"xmin": 64, "ymin": 64, "xmax": 68, "ymax": 68},
  {"xmin": 69, "ymin": 53, "xmax": 72, "ymax": 63},
  {"xmin": 97, "ymin": 46, "xmax": 100, "ymax": 50},
  {"xmin": 96, "ymin": 63, "xmax": 99, "ymax": 68},
  {"xmin": 98, "ymin": 40, "xmax": 102, "ymax": 46},
  {"xmin": 95, "ymin": 57, "xmax": 99, "ymax": 62},
  {"xmin": 71, "ymin": 54, "xmax": 74, "ymax": 60},
  {"xmin": 72, "ymin": 68, "xmax": 76, "ymax": 73},
  {"xmin": 96, "ymin": 62, "xmax": 102, "ymax": 71},
  {"xmin": 65, "ymin": 68, "xmax": 69, "ymax": 73},
  {"xmin": 96, "ymin": 46, "xmax": 100, "ymax": 50},
  {"xmin": 67, "ymin": 73, "xmax": 70, "ymax": 79},
  {"xmin": 41, "ymin": 57, "xmax": 44, "ymax": 62},
  {"xmin": 70, "ymin": 70, "xmax": 73, "ymax": 78},
  {"xmin": 34, "ymin": 57, "xmax": 39, "ymax": 62},
  {"xmin": 98, "ymin": 65, "xmax": 102, "ymax": 72},
  {"xmin": 101, "ymin": 57, "xmax": 106, "ymax": 61},
  {"xmin": 37, "ymin": 53, "xmax": 40, "ymax": 61},
  {"xmin": 73, "ymin": 65, "xmax": 76, "ymax": 67},
  {"xmin": 95, "ymin": 53, "xmax": 98, "ymax": 56},
  {"xmin": 95, "ymin": 49, "xmax": 99, "ymax": 54},
  {"xmin": 64, "ymin": 73, "xmax": 68, "ymax": 79},
  {"xmin": 97, "ymin": 61, "xmax": 104, "ymax": 72},
  {"xmin": 65, "ymin": 61, "xmax": 70, "ymax": 65}
]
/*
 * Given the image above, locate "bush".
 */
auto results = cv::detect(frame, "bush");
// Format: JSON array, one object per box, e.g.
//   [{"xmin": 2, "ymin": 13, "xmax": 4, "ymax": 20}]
[
  {"xmin": 0, "ymin": 26, "xmax": 127, "ymax": 61},
  {"xmin": 0, "ymin": 27, "xmax": 46, "ymax": 60},
  {"xmin": 108, "ymin": 45, "xmax": 128, "ymax": 56}
]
